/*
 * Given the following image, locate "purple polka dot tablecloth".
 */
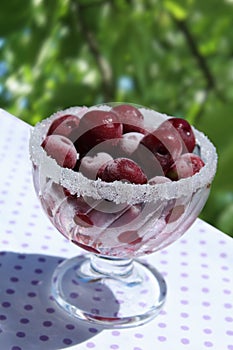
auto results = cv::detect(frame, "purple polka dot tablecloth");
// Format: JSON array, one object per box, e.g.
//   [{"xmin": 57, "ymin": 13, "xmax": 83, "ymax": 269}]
[{"xmin": 0, "ymin": 108, "xmax": 233, "ymax": 350}]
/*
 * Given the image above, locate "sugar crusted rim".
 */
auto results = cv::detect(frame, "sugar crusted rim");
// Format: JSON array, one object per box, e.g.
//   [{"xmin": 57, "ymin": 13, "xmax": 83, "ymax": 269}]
[{"xmin": 29, "ymin": 106, "xmax": 218, "ymax": 204}]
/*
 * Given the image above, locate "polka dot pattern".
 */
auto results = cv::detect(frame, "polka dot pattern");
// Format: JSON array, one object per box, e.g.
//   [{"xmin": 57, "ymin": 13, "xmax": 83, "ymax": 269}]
[
  {"xmin": 0, "ymin": 252, "xmax": 103, "ymax": 349},
  {"xmin": 0, "ymin": 110, "xmax": 233, "ymax": 349}
]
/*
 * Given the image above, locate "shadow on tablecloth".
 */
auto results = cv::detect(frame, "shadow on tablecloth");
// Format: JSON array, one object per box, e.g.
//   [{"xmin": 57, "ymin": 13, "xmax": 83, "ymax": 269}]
[{"xmin": 0, "ymin": 251, "xmax": 119, "ymax": 350}]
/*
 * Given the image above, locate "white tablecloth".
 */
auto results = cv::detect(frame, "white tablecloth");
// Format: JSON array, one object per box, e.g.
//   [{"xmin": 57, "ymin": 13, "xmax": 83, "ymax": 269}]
[{"xmin": 0, "ymin": 108, "xmax": 232, "ymax": 350}]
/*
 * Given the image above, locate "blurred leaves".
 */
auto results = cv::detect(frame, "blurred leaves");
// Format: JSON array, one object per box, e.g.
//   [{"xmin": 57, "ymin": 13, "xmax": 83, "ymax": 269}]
[
  {"xmin": 0, "ymin": 0, "xmax": 32, "ymax": 36},
  {"xmin": 0, "ymin": 0, "xmax": 233, "ymax": 235},
  {"xmin": 164, "ymin": 0, "xmax": 187, "ymax": 20}
]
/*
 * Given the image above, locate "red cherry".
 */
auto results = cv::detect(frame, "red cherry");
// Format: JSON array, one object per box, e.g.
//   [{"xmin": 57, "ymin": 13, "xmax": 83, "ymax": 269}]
[
  {"xmin": 111, "ymin": 104, "xmax": 145, "ymax": 133},
  {"xmin": 166, "ymin": 153, "xmax": 205, "ymax": 181},
  {"xmin": 96, "ymin": 158, "xmax": 148, "ymax": 184},
  {"xmin": 131, "ymin": 143, "xmax": 164, "ymax": 179},
  {"xmin": 160, "ymin": 117, "xmax": 196, "ymax": 153},
  {"xmin": 96, "ymin": 161, "xmax": 109, "ymax": 180},
  {"xmin": 139, "ymin": 126, "xmax": 183, "ymax": 173},
  {"xmin": 47, "ymin": 114, "xmax": 80, "ymax": 138},
  {"xmin": 41, "ymin": 134, "xmax": 77, "ymax": 169},
  {"xmin": 72, "ymin": 109, "xmax": 123, "ymax": 155}
]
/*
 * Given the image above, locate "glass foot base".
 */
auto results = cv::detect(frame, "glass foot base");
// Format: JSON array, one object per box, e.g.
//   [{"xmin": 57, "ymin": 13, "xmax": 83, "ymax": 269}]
[{"xmin": 51, "ymin": 254, "xmax": 167, "ymax": 328}]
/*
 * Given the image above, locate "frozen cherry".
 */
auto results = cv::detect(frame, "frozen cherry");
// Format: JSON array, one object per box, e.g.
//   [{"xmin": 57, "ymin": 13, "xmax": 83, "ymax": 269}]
[
  {"xmin": 148, "ymin": 176, "xmax": 172, "ymax": 185},
  {"xmin": 139, "ymin": 126, "xmax": 183, "ymax": 173},
  {"xmin": 79, "ymin": 152, "xmax": 113, "ymax": 179},
  {"xmin": 111, "ymin": 104, "xmax": 145, "ymax": 133},
  {"xmin": 72, "ymin": 109, "xmax": 123, "ymax": 155},
  {"xmin": 160, "ymin": 117, "xmax": 196, "ymax": 153},
  {"xmin": 97, "ymin": 158, "xmax": 148, "ymax": 184},
  {"xmin": 47, "ymin": 114, "xmax": 80, "ymax": 138},
  {"xmin": 166, "ymin": 153, "xmax": 205, "ymax": 181},
  {"xmin": 41, "ymin": 134, "xmax": 77, "ymax": 169},
  {"xmin": 118, "ymin": 132, "xmax": 144, "ymax": 156}
]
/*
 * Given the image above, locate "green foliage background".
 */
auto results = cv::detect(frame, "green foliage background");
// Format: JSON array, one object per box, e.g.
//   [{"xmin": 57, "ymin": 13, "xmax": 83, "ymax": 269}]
[{"xmin": 0, "ymin": 0, "xmax": 233, "ymax": 236}]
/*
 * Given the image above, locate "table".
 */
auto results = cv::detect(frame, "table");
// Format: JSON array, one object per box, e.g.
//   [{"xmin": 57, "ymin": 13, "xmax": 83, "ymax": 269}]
[{"xmin": 0, "ymin": 108, "xmax": 232, "ymax": 350}]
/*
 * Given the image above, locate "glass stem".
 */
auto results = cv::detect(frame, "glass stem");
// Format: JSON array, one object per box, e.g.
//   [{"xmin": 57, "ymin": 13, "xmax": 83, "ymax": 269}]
[{"xmin": 90, "ymin": 254, "xmax": 134, "ymax": 278}]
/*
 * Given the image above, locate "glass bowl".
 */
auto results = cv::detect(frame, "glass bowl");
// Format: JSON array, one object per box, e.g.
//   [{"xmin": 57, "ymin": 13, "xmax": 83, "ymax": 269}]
[{"xmin": 29, "ymin": 104, "xmax": 217, "ymax": 328}]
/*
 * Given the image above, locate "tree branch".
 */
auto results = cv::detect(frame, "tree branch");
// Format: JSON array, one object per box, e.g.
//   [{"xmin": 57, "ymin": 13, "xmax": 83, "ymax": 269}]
[
  {"xmin": 76, "ymin": 0, "xmax": 112, "ymax": 9},
  {"xmin": 71, "ymin": 1, "xmax": 115, "ymax": 101},
  {"xmin": 173, "ymin": 18, "xmax": 227, "ymax": 123},
  {"xmin": 174, "ymin": 19, "xmax": 216, "ymax": 91}
]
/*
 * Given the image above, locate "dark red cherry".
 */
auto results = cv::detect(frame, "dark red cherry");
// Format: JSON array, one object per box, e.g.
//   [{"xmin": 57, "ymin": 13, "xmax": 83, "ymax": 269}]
[
  {"xmin": 111, "ymin": 104, "xmax": 145, "ymax": 133},
  {"xmin": 47, "ymin": 114, "xmax": 80, "ymax": 138},
  {"xmin": 72, "ymin": 109, "xmax": 123, "ymax": 155},
  {"xmin": 160, "ymin": 117, "xmax": 196, "ymax": 153},
  {"xmin": 96, "ymin": 158, "xmax": 148, "ymax": 185},
  {"xmin": 139, "ymin": 126, "xmax": 183, "ymax": 173}
]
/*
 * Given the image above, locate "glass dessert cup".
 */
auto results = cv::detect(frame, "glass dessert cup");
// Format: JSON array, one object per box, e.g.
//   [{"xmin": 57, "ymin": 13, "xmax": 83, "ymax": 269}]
[{"xmin": 29, "ymin": 105, "xmax": 217, "ymax": 328}]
